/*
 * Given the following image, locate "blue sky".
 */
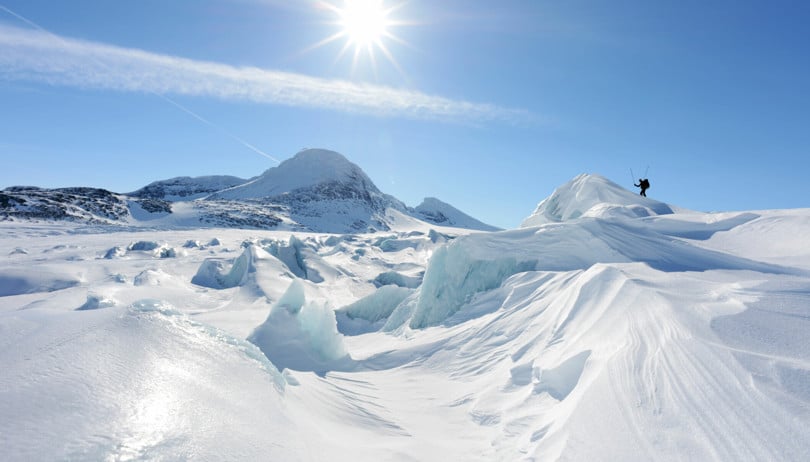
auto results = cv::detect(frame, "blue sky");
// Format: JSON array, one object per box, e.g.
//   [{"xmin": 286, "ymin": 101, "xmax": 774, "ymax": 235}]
[{"xmin": 1, "ymin": 0, "xmax": 809, "ymax": 228}]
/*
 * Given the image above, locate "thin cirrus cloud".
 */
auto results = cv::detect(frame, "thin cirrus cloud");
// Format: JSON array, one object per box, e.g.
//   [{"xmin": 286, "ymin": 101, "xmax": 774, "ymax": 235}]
[{"xmin": 0, "ymin": 24, "xmax": 530, "ymax": 124}]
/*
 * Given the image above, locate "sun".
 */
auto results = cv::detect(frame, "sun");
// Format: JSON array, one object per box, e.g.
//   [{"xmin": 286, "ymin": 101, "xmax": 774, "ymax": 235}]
[
  {"xmin": 313, "ymin": 0, "xmax": 407, "ymax": 75},
  {"xmin": 339, "ymin": 0, "xmax": 389, "ymax": 49}
]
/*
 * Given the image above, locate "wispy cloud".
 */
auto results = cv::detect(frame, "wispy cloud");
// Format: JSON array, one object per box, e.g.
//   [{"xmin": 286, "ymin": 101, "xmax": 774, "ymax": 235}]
[{"xmin": 0, "ymin": 24, "xmax": 529, "ymax": 124}]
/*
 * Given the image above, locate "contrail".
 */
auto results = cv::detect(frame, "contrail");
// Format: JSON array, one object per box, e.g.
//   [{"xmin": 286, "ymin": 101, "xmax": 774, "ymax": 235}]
[
  {"xmin": 0, "ymin": 4, "xmax": 281, "ymax": 165},
  {"xmin": 157, "ymin": 94, "xmax": 280, "ymax": 163}
]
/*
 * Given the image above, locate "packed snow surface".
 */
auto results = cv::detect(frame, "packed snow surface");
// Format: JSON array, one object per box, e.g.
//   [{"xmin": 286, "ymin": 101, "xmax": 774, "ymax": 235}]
[{"xmin": 2, "ymin": 174, "xmax": 809, "ymax": 461}]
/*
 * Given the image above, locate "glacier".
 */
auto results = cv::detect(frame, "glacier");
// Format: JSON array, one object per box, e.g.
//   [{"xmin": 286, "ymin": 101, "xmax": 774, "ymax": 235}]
[{"xmin": 1, "ymin": 173, "xmax": 809, "ymax": 460}]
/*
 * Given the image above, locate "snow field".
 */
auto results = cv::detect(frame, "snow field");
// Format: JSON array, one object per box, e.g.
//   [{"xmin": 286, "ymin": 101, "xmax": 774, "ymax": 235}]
[{"xmin": 2, "ymin": 176, "xmax": 810, "ymax": 460}]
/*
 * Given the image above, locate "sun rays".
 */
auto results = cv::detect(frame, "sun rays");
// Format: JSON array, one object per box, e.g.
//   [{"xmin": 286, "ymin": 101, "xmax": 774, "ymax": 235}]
[{"xmin": 312, "ymin": 0, "xmax": 408, "ymax": 77}]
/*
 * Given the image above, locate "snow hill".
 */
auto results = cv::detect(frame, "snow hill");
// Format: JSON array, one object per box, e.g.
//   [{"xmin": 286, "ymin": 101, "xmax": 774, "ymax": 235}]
[
  {"xmin": 521, "ymin": 173, "xmax": 674, "ymax": 227},
  {"xmin": 1, "ymin": 173, "xmax": 809, "ymax": 460},
  {"xmin": 0, "ymin": 149, "xmax": 497, "ymax": 233}
]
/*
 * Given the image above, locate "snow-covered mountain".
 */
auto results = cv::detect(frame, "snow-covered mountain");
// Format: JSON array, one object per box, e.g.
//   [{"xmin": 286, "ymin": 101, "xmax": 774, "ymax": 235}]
[
  {"xmin": 2, "ymin": 173, "xmax": 809, "ymax": 460},
  {"xmin": 129, "ymin": 175, "xmax": 248, "ymax": 201},
  {"xmin": 210, "ymin": 149, "xmax": 382, "ymax": 201},
  {"xmin": 0, "ymin": 186, "xmax": 167, "ymax": 224},
  {"xmin": 0, "ymin": 149, "xmax": 497, "ymax": 233},
  {"xmin": 207, "ymin": 149, "xmax": 411, "ymax": 233},
  {"xmin": 414, "ymin": 197, "xmax": 500, "ymax": 231}
]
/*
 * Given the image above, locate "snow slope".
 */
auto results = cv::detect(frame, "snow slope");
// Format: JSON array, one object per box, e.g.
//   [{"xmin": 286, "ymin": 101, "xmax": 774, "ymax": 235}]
[
  {"xmin": 129, "ymin": 175, "xmax": 248, "ymax": 201},
  {"xmin": 414, "ymin": 197, "xmax": 500, "ymax": 231},
  {"xmin": 2, "ymin": 174, "xmax": 809, "ymax": 461},
  {"xmin": 521, "ymin": 173, "xmax": 674, "ymax": 227}
]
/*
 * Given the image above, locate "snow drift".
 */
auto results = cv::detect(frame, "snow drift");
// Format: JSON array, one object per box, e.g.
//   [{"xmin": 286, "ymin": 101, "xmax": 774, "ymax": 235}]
[
  {"xmin": 2, "ymin": 172, "xmax": 809, "ymax": 461},
  {"xmin": 521, "ymin": 173, "xmax": 674, "ymax": 227},
  {"xmin": 247, "ymin": 279, "xmax": 350, "ymax": 373}
]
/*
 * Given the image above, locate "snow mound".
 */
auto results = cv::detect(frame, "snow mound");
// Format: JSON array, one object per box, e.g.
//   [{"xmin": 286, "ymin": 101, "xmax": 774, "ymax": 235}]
[
  {"xmin": 9, "ymin": 247, "xmax": 28, "ymax": 255},
  {"xmin": 76, "ymin": 293, "xmax": 117, "ymax": 311},
  {"xmin": 247, "ymin": 279, "xmax": 350, "ymax": 373},
  {"xmin": 375, "ymin": 236, "xmax": 422, "ymax": 252},
  {"xmin": 190, "ymin": 244, "xmax": 295, "ymax": 305},
  {"xmin": 521, "ymin": 173, "xmax": 674, "ymax": 227},
  {"xmin": 127, "ymin": 241, "xmax": 161, "ymax": 251},
  {"xmin": 191, "ymin": 246, "xmax": 259, "ymax": 289},
  {"xmin": 373, "ymin": 271, "xmax": 422, "ymax": 288},
  {"xmin": 133, "ymin": 268, "xmax": 173, "ymax": 286},
  {"xmin": 102, "ymin": 246, "xmax": 126, "ymax": 259},
  {"xmin": 530, "ymin": 350, "xmax": 591, "ymax": 400}
]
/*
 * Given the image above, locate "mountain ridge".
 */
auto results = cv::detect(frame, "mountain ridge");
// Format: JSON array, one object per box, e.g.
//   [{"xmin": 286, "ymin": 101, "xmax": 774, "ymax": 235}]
[{"xmin": 0, "ymin": 149, "xmax": 499, "ymax": 233}]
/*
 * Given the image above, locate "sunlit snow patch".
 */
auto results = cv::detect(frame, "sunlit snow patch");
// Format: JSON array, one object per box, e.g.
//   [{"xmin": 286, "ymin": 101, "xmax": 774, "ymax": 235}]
[{"xmin": 128, "ymin": 299, "xmax": 284, "ymax": 386}]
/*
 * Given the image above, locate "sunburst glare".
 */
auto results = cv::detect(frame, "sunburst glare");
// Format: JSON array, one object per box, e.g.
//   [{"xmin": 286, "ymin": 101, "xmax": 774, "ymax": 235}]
[{"xmin": 313, "ymin": 0, "xmax": 408, "ymax": 76}]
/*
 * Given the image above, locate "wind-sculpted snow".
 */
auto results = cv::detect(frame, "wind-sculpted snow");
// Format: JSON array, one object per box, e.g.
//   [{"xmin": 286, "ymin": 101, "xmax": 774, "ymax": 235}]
[
  {"xmin": 373, "ymin": 270, "xmax": 422, "ymax": 288},
  {"xmin": 521, "ymin": 173, "xmax": 674, "ymax": 227},
  {"xmin": 192, "ymin": 250, "xmax": 253, "ymax": 289},
  {"xmin": 401, "ymin": 241, "xmax": 534, "ymax": 329},
  {"xmin": 0, "ymin": 268, "xmax": 80, "ymax": 296},
  {"xmin": 191, "ymin": 245, "xmax": 296, "ymax": 300},
  {"xmin": 248, "ymin": 280, "xmax": 351, "ymax": 373},
  {"xmin": 2, "ymin": 177, "xmax": 810, "ymax": 460},
  {"xmin": 0, "ymin": 303, "xmax": 293, "ymax": 460},
  {"xmin": 391, "ymin": 216, "xmax": 796, "ymax": 329},
  {"xmin": 336, "ymin": 285, "xmax": 413, "ymax": 335},
  {"xmin": 263, "ymin": 235, "xmax": 318, "ymax": 281},
  {"xmin": 76, "ymin": 293, "xmax": 117, "ymax": 311}
]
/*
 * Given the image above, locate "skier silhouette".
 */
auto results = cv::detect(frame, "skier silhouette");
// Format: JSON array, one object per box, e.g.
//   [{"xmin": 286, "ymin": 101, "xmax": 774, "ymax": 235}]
[{"xmin": 634, "ymin": 178, "xmax": 650, "ymax": 197}]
